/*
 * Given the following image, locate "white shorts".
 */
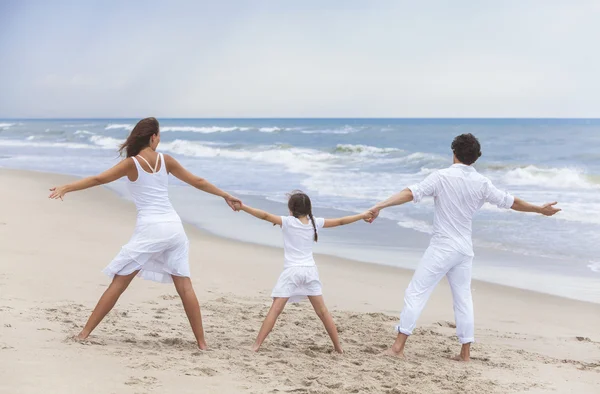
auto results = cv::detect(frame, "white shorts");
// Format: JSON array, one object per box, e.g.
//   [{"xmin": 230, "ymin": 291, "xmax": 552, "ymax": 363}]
[
  {"xmin": 102, "ymin": 221, "xmax": 190, "ymax": 284},
  {"xmin": 271, "ymin": 266, "xmax": 323, "ymax": 303}
]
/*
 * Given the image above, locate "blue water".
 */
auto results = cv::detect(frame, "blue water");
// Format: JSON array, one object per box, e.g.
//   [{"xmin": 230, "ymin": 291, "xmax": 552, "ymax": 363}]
[{"xmin": 1, "ymin": 118, "xmax": 599, "ymax": 302}]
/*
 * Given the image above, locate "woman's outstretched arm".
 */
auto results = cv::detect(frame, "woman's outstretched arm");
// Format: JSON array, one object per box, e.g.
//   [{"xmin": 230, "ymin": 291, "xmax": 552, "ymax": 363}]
[
  {"xmin": 324, "ymin": 211, "xmax": 372, "ymax": 228},
  {"xmin": 164, "ymin": 154, "xmax": 242, "ymax": 210},
  {"xmin": 49, "ymin": 159, "xmax": 133, "ymax": 200},
  {"xmin": 238, "ymin": 204, "xmax": 283, "ymax": 226}
]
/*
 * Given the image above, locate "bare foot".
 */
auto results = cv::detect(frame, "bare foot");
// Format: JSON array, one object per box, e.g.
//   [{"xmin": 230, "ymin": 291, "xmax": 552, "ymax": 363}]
[
  {"xmin": 251, "ymin": 343, "xmax": 260, "ymax": 352},
  {"xmin": 76, "ymin": 331, "xmax": 89, "ymax": 341},
  {"xmin": 197, "ymin": 341, "xmax": 208, "ymax": 351},
  {"xmin": 381, "ymin": 347, "xmax": 405, "ymax": 358},
  {"xmin": 334, "ymin": 347, "xmax": 344, "ymax": 354},
  {"xmin": 451, "ymin": 354, "xmax": 470, "ymax": 362}
]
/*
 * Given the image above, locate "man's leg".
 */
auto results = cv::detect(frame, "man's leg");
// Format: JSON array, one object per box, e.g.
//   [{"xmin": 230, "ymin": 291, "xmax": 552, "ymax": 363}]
[
  {"xmin": 384, "ymin": 246, "xmax": 448, "ymax": 357},
  {"xmin": 446, "ymin": 256, "xmax": 474, "ymax": 361}
]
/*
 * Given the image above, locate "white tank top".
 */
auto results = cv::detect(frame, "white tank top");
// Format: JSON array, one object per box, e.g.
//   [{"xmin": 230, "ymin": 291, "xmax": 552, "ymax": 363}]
[{"xmin": 128, "ymin": 153, "xmax": 180, "ymax": 225}]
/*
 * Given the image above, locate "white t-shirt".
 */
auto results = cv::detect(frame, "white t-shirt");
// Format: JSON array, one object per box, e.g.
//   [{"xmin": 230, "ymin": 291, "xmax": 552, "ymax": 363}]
[
  {"xmin": 408, "ymin": 163, "xmax": 514, "ymax": 257},
  {"xmin": 280, "ymin": 216, "xmax": 325, "ymax": 268}
]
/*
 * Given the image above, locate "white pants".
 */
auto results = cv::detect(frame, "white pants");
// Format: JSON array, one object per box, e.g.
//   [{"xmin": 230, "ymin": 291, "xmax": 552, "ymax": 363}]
[{"xmin": 396, "ymin": 244, "xmax": 475, "ymax": 344}]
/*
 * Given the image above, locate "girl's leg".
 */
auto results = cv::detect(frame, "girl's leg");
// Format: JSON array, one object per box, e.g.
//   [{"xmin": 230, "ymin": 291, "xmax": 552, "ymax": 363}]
[
  {"xmin": 308, "ymin": 295, "xmax": 343, "ymax": 353},
  {"xmin": 253, "ymin": 297, "xmax": 289, "ymax": 352},
  {"xmin": 77, "ymin": 270, "xmax": 139, "ymax": 340},
  {"xmin": 172, "ymin": 276, "xmax": 207, "ymax": 350}
]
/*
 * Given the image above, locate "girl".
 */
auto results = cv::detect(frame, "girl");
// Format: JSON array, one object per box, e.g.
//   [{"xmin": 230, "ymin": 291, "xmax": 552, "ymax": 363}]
[
  {"xmin": 236, "ymin": 191, "xmax": 372, "ymax": 353},
  {"xmin": 49, "ymin": 117, "xmax": 241, "ymax": 350}
]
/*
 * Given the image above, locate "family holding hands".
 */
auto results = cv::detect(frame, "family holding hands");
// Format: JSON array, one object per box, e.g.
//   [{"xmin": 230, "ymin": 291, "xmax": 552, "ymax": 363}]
[{"xmin": 49, "ymin": 117, "xmax": 560, "ymax": 361}]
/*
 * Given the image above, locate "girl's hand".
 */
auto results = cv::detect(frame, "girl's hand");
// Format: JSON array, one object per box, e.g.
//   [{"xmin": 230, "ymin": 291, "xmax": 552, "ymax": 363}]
[
  {"xmin": 362, "ymin": 210, "xmax": 374, "ymax": 222},
  {"xmin": 49, "ymin": 186, "xmax": 68, "ymax": 200},
  {"xmin": 364, "ymin": 207, "xmax": 379, "ymax": 223},
  {"xmin": 224, "ymin": 194, "xmax": 242, "ymax": 211}
]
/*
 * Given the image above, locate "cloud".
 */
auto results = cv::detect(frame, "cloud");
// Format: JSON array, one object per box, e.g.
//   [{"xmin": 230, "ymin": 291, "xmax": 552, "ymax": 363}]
[{"xmin": 1, "ymin": 0, "xmax": 599, "ymax": 117}]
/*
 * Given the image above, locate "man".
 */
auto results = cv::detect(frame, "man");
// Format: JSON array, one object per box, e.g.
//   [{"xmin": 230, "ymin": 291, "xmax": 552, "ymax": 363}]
[{"xmin": 368, "ymin": 133, "xmax": 560, "ymax": 361}]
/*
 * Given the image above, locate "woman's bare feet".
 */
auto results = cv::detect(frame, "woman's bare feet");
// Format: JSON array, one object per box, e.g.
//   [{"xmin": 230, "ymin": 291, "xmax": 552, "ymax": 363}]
[
  {"xmin": 251, "ymin": 343, "xmax": 261, "ymax": 352},
  {"xmin": 197, "ymin": 341, "xmax": 208, "ymax": 351},
  {"xmin": 76, "ymin": 331, "xmax": 90, "ymax": 341},
  {"xmin": 451, "ymin": 354, "xmax": 469, "ymax": 362},
  {"xmin": 334, "ymin": 347, "xmax": 344, "ymax": 354}
]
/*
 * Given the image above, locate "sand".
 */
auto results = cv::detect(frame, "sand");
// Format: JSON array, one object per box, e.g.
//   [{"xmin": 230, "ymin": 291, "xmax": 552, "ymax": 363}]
[{"xmin": 0, "ymin": 168, "xmax": 599, "ymax": 394}]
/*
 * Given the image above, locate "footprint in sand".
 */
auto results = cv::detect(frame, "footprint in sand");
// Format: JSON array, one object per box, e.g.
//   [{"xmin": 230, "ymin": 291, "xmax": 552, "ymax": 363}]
[
  {"xmin": 64, "ymin": 336, "xmax": 106, "ymax": 346},
  {"xmin": 435, "ymin": 320, "xmax": 457, "ymax": 328},
  {"xmin": 124, "ymin": 376, "xmax": 159, "ymax": 388},
  {"xmin": 184, "ymin": 367, "xmax": 218, "ymax": 377}
]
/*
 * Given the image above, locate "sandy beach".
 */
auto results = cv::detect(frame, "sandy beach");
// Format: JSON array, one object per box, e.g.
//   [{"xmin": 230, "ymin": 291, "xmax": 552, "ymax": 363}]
[{"xmin": 1, "ymin": 168, "xmax": 599, "ymax": 394}]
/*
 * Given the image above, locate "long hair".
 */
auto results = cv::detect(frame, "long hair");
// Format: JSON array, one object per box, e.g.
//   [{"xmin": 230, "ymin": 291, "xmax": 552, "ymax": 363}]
[
  {"xmin": 118, "ymin": 117, "xmax": 159, "ymax": 157},
  {"xmin": 287, "ymin": 190, "xmax": 318, "ymax": 242}
]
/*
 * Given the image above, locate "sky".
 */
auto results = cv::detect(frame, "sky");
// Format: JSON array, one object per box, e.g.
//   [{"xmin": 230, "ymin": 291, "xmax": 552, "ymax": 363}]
[{"xmin": 1, "ymin": 0, "xmax": 599, "ymax": 118}]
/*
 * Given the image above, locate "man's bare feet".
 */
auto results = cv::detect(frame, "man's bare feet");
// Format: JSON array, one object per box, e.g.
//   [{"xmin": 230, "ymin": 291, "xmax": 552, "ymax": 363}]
[
  {"xmin": 381, "ymin": 347, "xmax": 405, "ymax": 358},
  {"xmin": 452, "ymin": 343, "xmax": 471, "ymax": 361}
]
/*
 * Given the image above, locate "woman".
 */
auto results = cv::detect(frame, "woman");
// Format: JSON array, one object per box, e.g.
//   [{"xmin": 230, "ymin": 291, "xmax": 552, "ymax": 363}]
[{"xmin": 49, "ymin": 117, "xmax": 241, "ymax": 350}]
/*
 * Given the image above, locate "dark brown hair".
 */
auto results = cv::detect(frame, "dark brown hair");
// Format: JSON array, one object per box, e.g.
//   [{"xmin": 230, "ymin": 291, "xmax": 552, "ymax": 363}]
[
  {"xmin": 118, "ymin": 117, "xmax": 160, "ymax": 157},
  {"xmin": 451, "ymin": 133, "xmax": 482, "ymax": 165},
  {"xmin": 287, "ymin": 190, "xmax": 318, "ymax": 242}
]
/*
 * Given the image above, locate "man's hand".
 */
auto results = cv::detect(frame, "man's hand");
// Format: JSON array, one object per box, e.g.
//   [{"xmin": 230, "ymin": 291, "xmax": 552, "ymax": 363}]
[
  {"xmin": 365, "ymin": 207, "xmax": 380, "ymax": 223},
  {"xmin": 539, "ymin": 202, "xmax": 561, "ymax": 216}
]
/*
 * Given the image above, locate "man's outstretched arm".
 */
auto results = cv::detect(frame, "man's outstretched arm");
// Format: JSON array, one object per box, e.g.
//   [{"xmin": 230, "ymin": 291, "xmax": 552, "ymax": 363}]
[
  {"xmin": 511, "ymin": 197, "xmax": 561, "ymax": 216},
  {"xmin": 367, "ymin": 172, "xmax": 441, "ymax": 222},
  {"xmin": 367, "ymin": 188, "xmax": 414, "ymax": 222}
]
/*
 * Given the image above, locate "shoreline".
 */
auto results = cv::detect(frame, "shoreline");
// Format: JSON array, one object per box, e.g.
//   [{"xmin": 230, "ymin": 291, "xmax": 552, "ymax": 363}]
[
  {"xmin": 14, "ymin": 165, "xmax": 600, "ymax": 305},
  {"xmin": 1, "ymin": 166, "xmax": 599, "ymax": 310},
  {"xmin": 1, "ymin": 168, "xmax": 599, "ymax": 393}
]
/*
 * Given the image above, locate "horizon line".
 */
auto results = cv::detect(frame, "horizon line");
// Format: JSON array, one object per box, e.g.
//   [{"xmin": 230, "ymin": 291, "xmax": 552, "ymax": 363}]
[{"xmin": 2, "ymin": 117, "xmax": 600, "ymax": 121}]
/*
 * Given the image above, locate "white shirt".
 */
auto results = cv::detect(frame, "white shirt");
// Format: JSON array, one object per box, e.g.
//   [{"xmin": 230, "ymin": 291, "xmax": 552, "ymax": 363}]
[
  {"xmin": 408, "ymin": 163, "xmax": 514, "ymax": 256},
  {"xmin": 280, "ymin": 216, "xmax": 325, "ymax": 268}
]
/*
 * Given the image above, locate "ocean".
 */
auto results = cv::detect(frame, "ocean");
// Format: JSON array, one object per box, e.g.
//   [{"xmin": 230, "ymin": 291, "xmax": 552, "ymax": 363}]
[{"xmin": 1, "ymin": 118, "xmax": 599, "ymax": 302}]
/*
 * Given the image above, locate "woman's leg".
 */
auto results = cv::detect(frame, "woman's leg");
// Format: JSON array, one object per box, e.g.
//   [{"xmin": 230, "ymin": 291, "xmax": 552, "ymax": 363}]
[
  {"xmin": 253, "ymin": 297, "xmax": 289, "ymax": 352},
  {"xmin": 77, "ymin": 270, "xmax": 139, "ymax": 339},
  {"xmin": 308, "ymin": 295, "xmax": 343, "ymax": 353},
  {"xmin": 172, "ymin": 276, "xmax": 207, "ymax": 350}
]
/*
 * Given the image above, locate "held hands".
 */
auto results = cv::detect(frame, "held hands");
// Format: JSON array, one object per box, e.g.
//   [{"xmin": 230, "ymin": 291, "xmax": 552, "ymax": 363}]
[
  {"xmin": 49, "ymin": 186, "xmax": 68, "ymax": 200},
  {"xmin": 364, "ymin": 207, "xmax": 380, "ymax": 223},
  {"xmin": 539, "ymin": 202, "xmax": 561, "ymax": 216},
  {"xmin": 362, "ymin": 210, "xmax": 375, "ymax": 223},
  {"xmin": 224, "ymin": 194, "xmax": 243, "ymax": 211}
]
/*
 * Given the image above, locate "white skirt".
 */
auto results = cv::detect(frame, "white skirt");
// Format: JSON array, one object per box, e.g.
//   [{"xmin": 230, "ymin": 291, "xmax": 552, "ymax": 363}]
[
  {"xmin": 103, "ymin": 221, "xmax": 190, "ymax": 284},
  {"xmin": 271, "ymin": 266, "xmax": 323, "ymax": 303}
]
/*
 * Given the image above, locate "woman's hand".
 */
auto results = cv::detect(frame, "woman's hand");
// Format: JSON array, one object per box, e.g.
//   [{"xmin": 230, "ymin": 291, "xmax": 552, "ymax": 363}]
[
  {"xmin": 49, "ymin": 185, "xmax": 69, "ymax": 200},
  {"xmin": 362, "ymin": 210, "xmax": 375, "ymax": 222},
  {"xmin": 224, "ymin": 194, "xmax": 242, "ymax": 211}
]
